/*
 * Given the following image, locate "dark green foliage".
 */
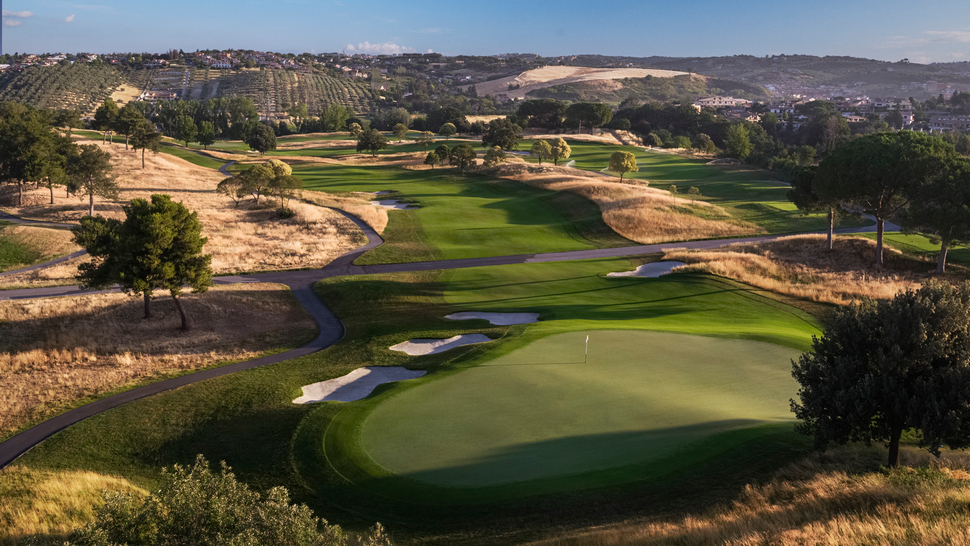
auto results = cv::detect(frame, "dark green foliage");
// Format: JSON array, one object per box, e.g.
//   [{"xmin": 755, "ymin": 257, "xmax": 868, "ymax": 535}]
[
  {"xmin": 437, "ymin": 122, "xmax": 456, "ymax": 138},
  {"xmin": 93, "ymin": 99, "xmax": 119, "ymax": 142},
  {"xmin": 787, "ymin": 166, "xmax": 841, "ymax": 250},
  {"xmin": 481, "ymin": 118, "xmax": 522, "ymax": 150},
  {"xmin": 692, "ymin": 133, "xmax": 716, "ymax": 153},
  {"xmin": 173, "ymin": 114, "xmax": 198, "ymax": 147},
  {"xmin": 370, "ymin": 107, "xmax": 411, "ymax": 131},
  {"xmin": 792, "ymin": 282, "xmax": 970, "ymax": 467},
  {"xmin": 72, "ymin": 194, "xmax": 213, "ymax": 330},
  {"xmin": 902, "ymin": 158, "xmax": 970, "ymax": 272},
  {"xmin": 268, "ymin": 174, "xmax": 304, "ymax": 212},
  {"xmin": 197, "ymin": 121, "xmax": 216, "ymax": 150},
  {"xmin": 608, "ymin": 151, "xmax": 638, "ymax": 181},
  {"xmin": 65, "ymin": 455, "xmax": 381, "ymax": 546},
  {"xmin": 516, "ymin": 99, "xmax": 566, "ymax": 129},
  {"xmin": 356, "ymin": 128, "xmax": 388, "ymax": 156},
  {"xmin": 66, "ymin": 144, "xmax": 118, "ymax": 216},
  {"xmin": 724, "ymin": 124, "xmax": 752, "ymax": 160},
  {"xmin": 449, "ymin": 143, "xmax": 477, "ymax": 174},
  {"xmin": 245, "ymin": 123, "xmax": 278, "ymax": 154},
  {"xmin": 116, "ymin": 103, "xmax": 146, "ymax": 149},
  {"xmin": 564, "ymin": 102, "xmax": 612, "ymax": 133},
  {"xmin": 426, "ymin": 106, "xmax": 468, "ymax": 133},
  {"xmin": 130, "ymin": 118, "xmax": 162, "ymax": 169}
]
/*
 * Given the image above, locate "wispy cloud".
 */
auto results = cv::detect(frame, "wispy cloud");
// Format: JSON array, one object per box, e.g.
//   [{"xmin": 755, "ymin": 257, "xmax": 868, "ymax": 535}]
[
  {"xmin": 2, "ymin": 10, "xmax": 33, "ymax": 17},
  {"xmin": 3, "ymin": 19, "xmax": 22, "ymax": 27},
  {"xmin": 345, "ymin": 42, "xmax": 416, "ymax": 55},
  {"xmin": 883, "ymin": 29, "xmax": 970, "ymax": 48},
  {"xmin": 65, "ymin": 14, "xmax": 76, "ymax": 22}
]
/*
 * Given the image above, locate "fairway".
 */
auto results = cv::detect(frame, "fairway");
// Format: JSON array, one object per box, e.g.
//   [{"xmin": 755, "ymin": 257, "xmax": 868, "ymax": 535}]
[{"xmin": 357, "ymin": 331, "xmax": 800, "ymax": 492}]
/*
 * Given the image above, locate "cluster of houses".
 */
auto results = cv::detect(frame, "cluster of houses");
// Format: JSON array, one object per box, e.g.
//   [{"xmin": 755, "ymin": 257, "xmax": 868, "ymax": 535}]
[
  {"xmin": 188, "ymin": 51, "xmax": 304, "ymax": 71},
  {"xmin": 691, "ymin": 95, "xmax": 970, "ymax": 132}
]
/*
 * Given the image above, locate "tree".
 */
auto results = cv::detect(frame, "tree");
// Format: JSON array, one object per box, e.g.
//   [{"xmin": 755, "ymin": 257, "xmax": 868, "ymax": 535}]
[
  {"xmin": 438, "ymin": 122, "xmax": 457, "ymax": 139},
  {"xmin": 692, "ymin": 133, "xmax": 716, "ymax": 154},
  {"xmin": 792, "ymin": 282, "xmax": 970, "ymax": 468},
  {"xmin": 788, "ymin": 167, "xmax": 841, "ymax": 250},
  {"xmin": 433, "ymin": 144, "xmax": 450, "ymax": 164},
  {"xmin": 348, "ymin": 122, "xmax": 363, "ymax": 138},
  {"xmin": 93, "ymin": 98, "xmax": 119, "ymax": 144},
  {"xmin": 392, "ymin": 123, "xmax": 409, "ymax": 142},
  {"xmin": 530, "ymin": 140, "xmax": 552, "ymax": 164},
  {"xmin": 72, "ymin": 194, "xmax": 213, "ymax": 330},
  {"xmin": 264, "ymin": 158, "xmax": 292, "ymax": 177},
  {"xmin": 481, "ymin": 118, "xmax": 522, "ymax": 151},
  {"xmin": 130, "ymin": 118, "xmax": 163, "ymax": 169},
  {"xmin": 56, "ymin": 109, "xmax": 82, "ymax": 137},
  {"xmin": 117, "ymin": 103, "xmax": 146, "ymax": 150},
  {"xmin": 197, "ymin": 121, "xmax": 216, "ymax": 150},
  {"xmin": 174, "ymin": 114, "xmax": 198, "ymax": 147},
  {"xmin": 245, "ymin": 123, "xmax": 277, "ymax": 154},
  {"xmin": 217, "ymin": 176, "xmax": 246, "ymax": 207},
  {"xmin": 65, "ymin": 455, "xmax": 382, "ymax": 546},
  {"xmin": 356, "ymin": 128, "xmax": 388, "ymax": 156},
  {"xmin": 416, "ymin": 131, "xmax": 435, "ymax": 150},
  {"xmin": 565, "ymin": 102, "xmax": 612, "ymax": 133},
  {"xmin": 67, "ymin": 144, "xmax": 119, "ymax": 216},
  {"xmin": 902, "ymin": 158, "xmax": 970, "ymax": 272},
  {"xmin": 424, "ymin": 151, "xmax": 441, "ymax": 170},
  {"xmin": 816, "ymin": 131, "xmax": 955, "ymax": 265},
  {"xmin": 239, "ymin": 164, "xmax": 274, "ymax": 206},
  {"xmin": 288, "ymin": 102, "xmax": 309, "ymax": 126},
  {"xmin": 608, "ymin": 151, "xmax": 638, "ymax": 181},
  {"xmin": 483, "ymin": 146, "xmax": 507, "ymax": 167},
  {"xmin": 724, "ymin": 124, "xmax": 752, "ymax": 161},
  {"xmin": 268, "ymin": 175, "xmax": 303, "ymax": 213},
  {"xmin": 549, "ymin": 138, "xmax": 571, "ymax": 165},
  {"xmin": 449, "ymin": 143, "xmax": 477, "ymax": 174},
  {"xmin": 320, "ymin": 104, "xmax": 352, "ymax": 132}
]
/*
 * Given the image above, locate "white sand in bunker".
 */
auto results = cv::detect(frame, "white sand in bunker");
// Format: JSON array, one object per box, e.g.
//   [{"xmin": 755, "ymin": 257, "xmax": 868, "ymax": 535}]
[
  {"xmin": 389, "ymin": 334, "xmax": 492, "ymax": 356},
  {"xmin": 370, "ymin": 199, "xmax": 418, "ymax": 210},
  {"xmin": 607, "ymin": 261, "xmax": 687, "ymax": 278},
  {"xmin": 293, "ymin": 367, "xmax": 426, "ymax": 404},
  {"xmin": 445, "ymin": 312, "xmax": 540, "ymax": 325}
]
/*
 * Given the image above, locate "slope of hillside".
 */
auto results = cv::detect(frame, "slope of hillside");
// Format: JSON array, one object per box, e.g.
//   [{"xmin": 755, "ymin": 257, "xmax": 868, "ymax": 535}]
[{"xmin": 473, "ymin": 66, "xmax": 689, "ymax": 99}]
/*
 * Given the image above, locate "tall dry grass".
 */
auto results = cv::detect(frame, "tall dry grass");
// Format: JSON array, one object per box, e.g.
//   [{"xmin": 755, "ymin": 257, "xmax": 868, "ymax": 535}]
[
  {"xmin": 663, "ymin": 235, "xmax": 928, "ymax": 305},
  {"xmin": 0, "ymin": 465, "xmax": 146, "ymax": 545},
  {"xmin": 302, "ymin": 190, "xmax": 389, "ymax": 234},
  {"xmin": 495, "ymin": 163, "xmax": 758, "ymax": 244},
  {"xmin": 0, "ymin": 141, "xmax": 363, "ymax": 279},
  {"xmin": 531, "ymin": 447, "xmax": 970, "ymax": 546},
  {"xmin": 0, "ymin": 283, "xmax": 315, "ymax": 438}
]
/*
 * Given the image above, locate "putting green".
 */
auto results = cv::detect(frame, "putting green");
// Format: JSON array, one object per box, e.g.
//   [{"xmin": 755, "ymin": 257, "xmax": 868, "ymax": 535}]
[{"xmin": 358, "ymin": 330, "xmax": 800, "ymax": 490}]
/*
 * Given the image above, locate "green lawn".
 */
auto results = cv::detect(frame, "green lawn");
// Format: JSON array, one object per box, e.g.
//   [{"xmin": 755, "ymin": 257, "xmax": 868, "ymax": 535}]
[
  {"xmin": 292, "ymin": 164, "xmax": 631, "ymax": 264},
  {"xmin": 0, "ymin": 225, "xmax": 40, "ymax": 272},
  {"xmin": 18, "ymin": 259, "xmax": 820, "ymax": 538},
  {"xmin": 268, "ymin": 140, "xmax": 473, "ymax": 158},
  {"xmin": 157, "ymin": 142, "xmax": 227, "ymax": 170},
  {"xmin": 859, "ymin": 232, "xmax": 970, "ymax": 267}
]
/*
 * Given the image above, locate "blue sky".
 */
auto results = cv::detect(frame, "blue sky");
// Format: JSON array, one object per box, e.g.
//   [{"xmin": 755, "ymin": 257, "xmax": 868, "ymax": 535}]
[{"xmin": 3, "ymin": 0, "xmax": 969, "ymax": 64}]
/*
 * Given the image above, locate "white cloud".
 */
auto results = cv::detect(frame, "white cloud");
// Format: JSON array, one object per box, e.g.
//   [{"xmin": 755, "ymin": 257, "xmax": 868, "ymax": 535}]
[
  {"xmin": 3, "ymin": 19, "xmax": 22, "ymax": 27},
  {"xmin": 2, "ymin": 10, "xmax": 33, "ymax": 17},
  {"xmin": 65, "ymin": 14, "xmax": 75, "ymax": 22},
  {"xmin": 884, "ymin": 28, "xmax": 970, "ymax": 48},
  {"xmin": 427, "ymin": 49, "xmax": 433, "ymax": 53},
  {"xmin": 345, "ymin": 42, "xmax": 416, "ymax": 55}
]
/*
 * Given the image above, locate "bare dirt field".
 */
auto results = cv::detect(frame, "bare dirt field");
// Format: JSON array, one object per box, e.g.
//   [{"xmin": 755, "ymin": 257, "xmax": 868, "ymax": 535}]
[
  {"xmin": 0, "ymin": 283, "xmax": 315, "ymax": 439},
  {"xmin": 472, "ymin": 66, "xmax": 691, "ymax": 99},
  {"xmin": 662, "ymin": 235, "xmax": 938, "ymax": 305},
  {"xmin": 494, "ymin": 162, "xmax": 756, "ymax": 244},
  {"xmin": 0, "ymin": 141, "xmax": 364, "ymax": 281}
]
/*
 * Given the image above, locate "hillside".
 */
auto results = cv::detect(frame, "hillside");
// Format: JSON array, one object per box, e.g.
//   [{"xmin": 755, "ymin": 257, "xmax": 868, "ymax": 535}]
[{"xmin": 472, "ymin": 65, "xmax": 689, "ymax": 99}]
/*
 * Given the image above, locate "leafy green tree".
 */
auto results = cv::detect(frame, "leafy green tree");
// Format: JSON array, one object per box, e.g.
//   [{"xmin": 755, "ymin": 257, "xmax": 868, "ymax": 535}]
[
  {"xmin": 288, "ymin": 102, "xmax": 309, "ymax": 126},
  {"xmin": 449, "ymin": 143, "xmax": 477, "ymax": 174},
  {"xmin": 788, "ymin": 166, "xmax": 841, "ymax": 250},
  {"xmin": 264, "ymin": 158, "xmax": 292, "ymax": 177},
  {"xmin": 549, "ymin": 138, "xmax": 571, "ymax": 165},
  {"xmin": 174, "ymin": 114, "xmax": 198, "ymax": 147},
  {"xmin": 724, "ymin": 124, "xmax": 752, "ymax": 161},
  {"xmin": 130, "ymin": 118, "xmax": 163, "ymax": 169},
  {"xmin": 608, "ymin": 151, "xmax": 638, "ymax": 181},
  {"xmin": 481, "ymin": 118, "xmax": 522, "ymax": 151},
  {"xmin": 117, "ymin": 103, "xmax": 146, "ymax": 150},
  {"xmin": 816, "ymin": 131, "xmax": 955, "ymax": 265},
  {"xmin": 902, "ymin": 158, "xmax": 970, "ymax": 272},
  {"xmin": 56, "ymin": 109, "xmax": 83, "ymax": 137},
  {"xmin": 240, "ymin": 164, "xmax": 275, "ymax": 206},
  {"xmin": 565, "ymin": 102, "xmax": 612, "ymax": 133},
  {"xmin": 245, "ymin": 123, "xmax": 277, "ymax": 154},
  {"xmin": 424, "ymin": 151, "xmax": 441, "ymax": 170},
  {"xmin": 530, "ymin": 139, "xmax": 552, "ymax": 164},
  {"xmin": 72, "ymin": 194, "xmax": 212, "ymax": 329},
  {"xmin": 217, "ymin": 176, "xmax": 247, "ymax": 207},
  {"xmin": 268, "ymin": 175, "xmax": 303, "ymax": 214},
  {"xmin": 65, "ymin": 455, "xmax": 383, "ymax": 546},
  {"xmin": 692, "ymin": 133, "xmax": 716, "ymax": 154},
  {"xmin": 426, "ymin": 106, "xmax": 468, "ymax": 134},
  {"xmin": 93, "ymin": 98, "xmax": 119, "ymax": 144},
  {"xmin": 438, "ymin": 122, "xmax": 457, "ymax": 139},
  {"xmin": 416, "ymin": 131, "xmax": 435, "ymax": 150},
  {"xmin": 483, "ymin": 146, "xmax": 507, "ymax": 167},
  {"xmin": 197, "ymin": 121, "xmax": 216, "ymax": 150},
  {"xmin": 356, "ymin": 128, "xmax": 388, "ymax": 156},
  {"xmin": 673, "ymin": 135, "xmax": 692, "ymax": 149},
  {"xmin": 433, "ymin": 144, "xmax": 450, "ymax": 164},
  {"xmin": 392, "ymin": 123, "xmax": 409, "ymax": 142},
  {"xmin": 792, "ymin": 282, "xmax": 970, "ymax": 468},
  {"xmin": 320, "ymin": 104, "xmax": 352, "ymax": 132},
  {"xmin": 644, "ymin": 133, "xmax": 663, "ymax": 147},
  {"xmin": 0, "ymin": 106, "xmax": 62, "ymax": 205},
  {"xmin": 348, "ymin": 122, "xmax": 363, "ymax": 138},
  {"xmin": 67, "ymin": 144, "xmax": 119, "ymax": 216}
]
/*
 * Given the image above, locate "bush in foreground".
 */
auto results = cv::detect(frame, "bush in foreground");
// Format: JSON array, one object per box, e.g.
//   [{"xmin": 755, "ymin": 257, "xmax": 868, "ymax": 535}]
[{"xmin": 65, "ymin": 455, "xmax": 389, "ymax": 546}]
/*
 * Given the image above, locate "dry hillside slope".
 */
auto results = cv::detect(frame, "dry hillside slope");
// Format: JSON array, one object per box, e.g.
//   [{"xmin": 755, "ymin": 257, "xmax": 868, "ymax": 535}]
[{"xmin": 472, "ymin": 66, "xmax": 691, "ymax": 99}]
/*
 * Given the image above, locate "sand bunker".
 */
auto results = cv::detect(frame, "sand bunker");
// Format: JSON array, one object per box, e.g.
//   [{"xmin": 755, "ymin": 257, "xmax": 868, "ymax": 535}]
[
  {"xmin": 370, "ymin": 199, "xmax": 418, "ymax": 210},
  {"xmin": 293, "ymin": 367, "xmax": 426, "ymax": 404},
  {"xmin": 607, "ymin": 261, "xmax": 687, "ymax": 278},
  {"xmin": 390, "ymin": 334, "xmax": 491, "ymax": 356},
  {"xmin": 445, "ymin": 312, "xmax": 540, "ymax": 325}
]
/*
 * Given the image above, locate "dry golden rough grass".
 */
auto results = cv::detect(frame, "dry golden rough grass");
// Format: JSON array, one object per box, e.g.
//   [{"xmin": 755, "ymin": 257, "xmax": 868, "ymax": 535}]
[
  {"xmin": 301, "ymin": 190, "xmax": 388, "ymax": 234},
  {"xmin": 472, "ymin": 66, "xmax": 690, "ymax": 99},
  {"xmin": 494, "ymin": 163, "xmax": 757, "ymax": 244},
  {"xmin": 531, "ymin": 448, "xmax": 970, "ymax": 546},
  {"xmin": 0, "ymin": 465, "xmax": 146, "ymax": 545},
  {"xmin": 0, "ymin": 283, "xmax": 315, "ymax": 438},
  {"xmin": 0, "ymin": 226, "xmax": 79, "ymax": 272},
  {"xmin": 663, "ymin": 235, "xmax": 930, "ymax": 305},
  {"xmin": 0, "ymin": 141, "xmax": 363, "ymax": 278}
]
